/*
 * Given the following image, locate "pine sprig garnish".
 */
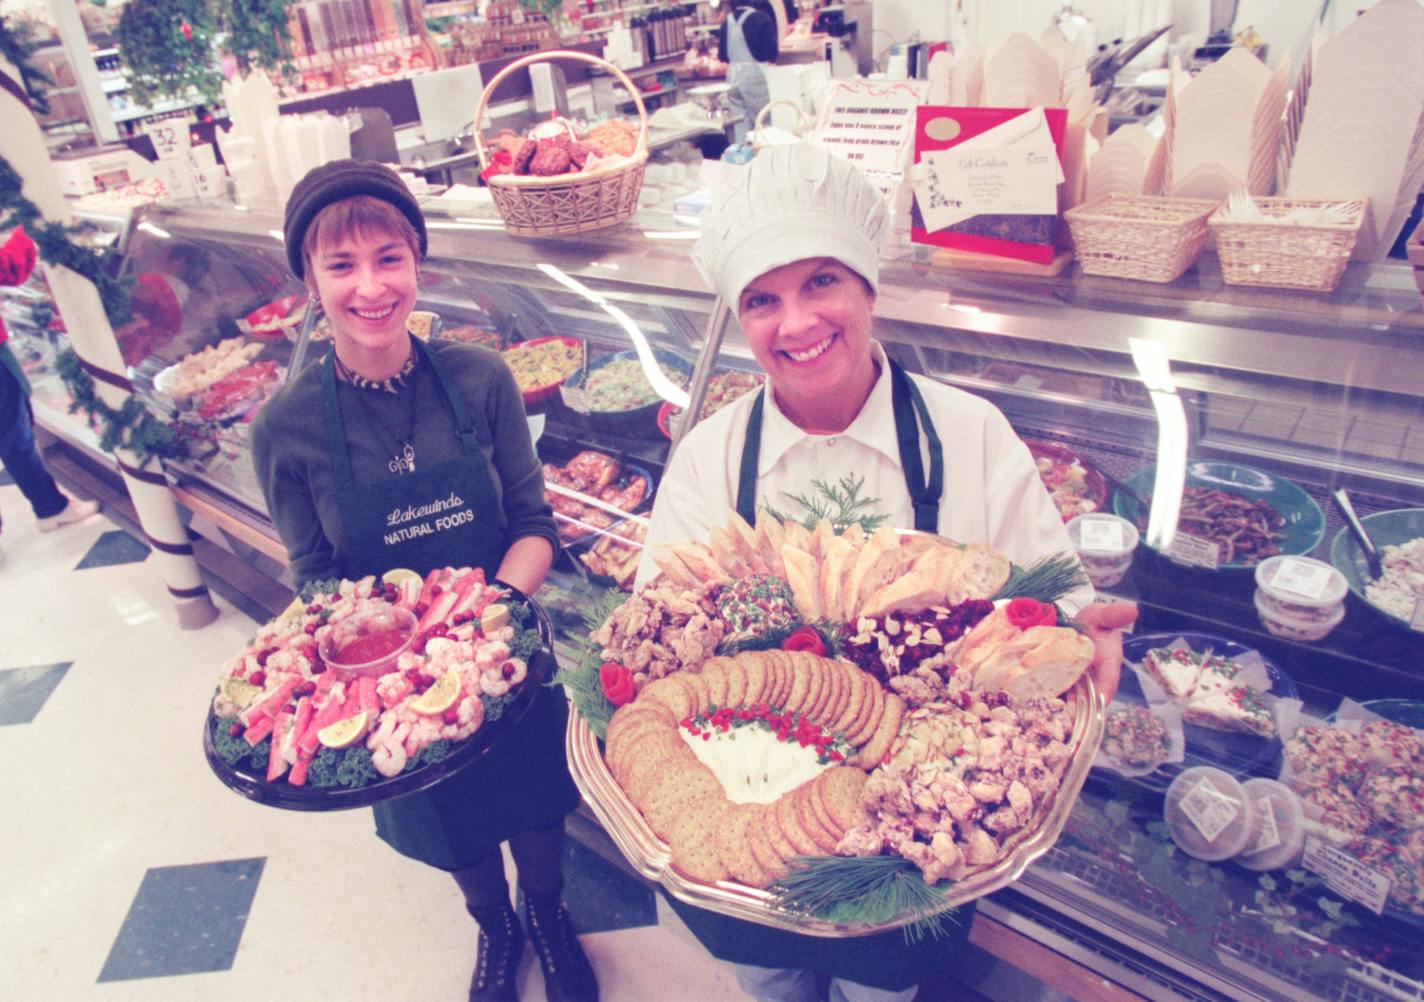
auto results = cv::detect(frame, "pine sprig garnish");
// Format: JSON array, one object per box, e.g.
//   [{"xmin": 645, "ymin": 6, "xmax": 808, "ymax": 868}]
[
  {"xmin": 764, "ymin": 475, "xmax": 889, "ymax": 535},
  {"xmin": 992, "ymin": 551, "xmax": 1087, "ymax": 606},
  {"xmin": 553, "ymin": 587, "xmax": 627, "ymax": 738},
  {"xmin": 771, "ymin": 855, "xmax": 959, "ymax": 943}
]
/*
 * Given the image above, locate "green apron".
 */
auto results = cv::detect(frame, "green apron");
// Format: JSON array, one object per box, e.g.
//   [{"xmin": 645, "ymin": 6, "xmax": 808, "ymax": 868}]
[
  {"xmin": 705, "ymin": 356, "xmax": 972, "ymax": 989},
  {"xmin": 321, "ymin": 337, "xmax": 579, "ymax": 869}
]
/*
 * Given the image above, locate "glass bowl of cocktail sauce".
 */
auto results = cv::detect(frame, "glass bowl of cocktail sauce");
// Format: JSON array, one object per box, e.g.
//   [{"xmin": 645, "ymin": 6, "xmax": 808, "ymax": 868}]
[{"xmin": 319, "ymin": 605, "xmax": 419, "ymax": 679}]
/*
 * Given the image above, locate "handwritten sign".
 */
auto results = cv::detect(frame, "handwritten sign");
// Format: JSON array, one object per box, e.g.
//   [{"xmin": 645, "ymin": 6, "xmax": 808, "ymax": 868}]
[
  {"xmin": 144, "ymin": 120, "xmax": 191, "ymax": 162},
  {"xmin": 154, "ymin": 159, "xmax": 196, "ymax": 200},
  {"xmin": 193, "ymin": 166, "xmax": 228, "ymax": 200},
  {"xmin": 814, "ymin": 79, "xmax": 924, "ymax": 175},
  {"xmin": 1166, "ymin": 532, "xmax": 1221, "ymax": 570},
  {"xmin": 1303, "ymin": 836, "xmax": 1390, "ymax": 914}
]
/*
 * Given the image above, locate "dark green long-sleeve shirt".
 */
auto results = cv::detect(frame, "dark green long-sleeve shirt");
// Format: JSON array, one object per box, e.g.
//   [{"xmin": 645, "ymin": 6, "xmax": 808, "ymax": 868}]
[{"xmin": 249, "ymin": 338, "xmax": 558, "ymax": 587}]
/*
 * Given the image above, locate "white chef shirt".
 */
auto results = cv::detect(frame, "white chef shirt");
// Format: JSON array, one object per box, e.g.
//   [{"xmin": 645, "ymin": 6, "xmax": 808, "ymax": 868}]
[{"xmin": 636, "ymin": 342, "xmax": 1093, "ymax": 614}]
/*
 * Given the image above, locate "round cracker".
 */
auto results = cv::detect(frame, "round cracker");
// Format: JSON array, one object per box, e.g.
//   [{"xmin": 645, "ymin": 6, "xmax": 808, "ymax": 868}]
[
  {"xmin": 855, "ymin": 691, "xmax": 904, "ymax": 768},
  {"xmin": 677, "ymin": 671, "xmax": 712, "ymax": 715},
  {"xmin": 767, "ymin": 651, "xmax": 793, "ymax": 708},
  {"xmin": 817, "ymin": 663, "xmax": 849, "ymax": 730},
  {"xmin": 816, "ymin": 766, "xmax": 870, "ymax": 833},
  {"xmin": 740, "ymin": 653, "xmax": 770, "ymax": 708},
  {"xmin": 830, "ymin": 667, "xmax": 870, "ymax": 738},
  {"xmin": 644, "ymin": 765, "xmax": 723, "ymax": 840},
  {"xmin": 748, "ymin": 807, "xmax": 789, "ymax": 881},
  {"xmin": 784, "ymin": 654, "xmax": 813, "ymax": 714},
  {"xmin": 699, "ymin": 658, "xmax": 731, "ymax": 708},
  {"xmin": 723, "ymin": 657, "xmax": 748, "ymax": 709},
  {"xmin": 607, "ymin": 720, "xmax": 681, "ymax": 786},
  {"xmin": 716, "ymin": 803, "xmax": 772, "ymax": 887},
  {"xmin": 606, "ymin": 701, "xmax": 676, "ymax": 746},
  {"xmin": 669, "ymin": 800, "xmax": 732, "ymax": 883},
  {"xmin": 774, "ymin": 786, "xmax": 821, "ymax": 857},
  {"xmin": 804, "ymin": 657, "xmax": 835, "ymax": 721},
  {"xmin": 640, "ymin": 676, "xmax": 694, "ymax": 721},
  {"xmin": 794, "ymin": 781, "xmax": 842, "ymax": 853},
  {"xmin": 760, "ymin": 798, "xmax": 800, "ymax": 861},
  {"xmin": 620, "ymin": 733, "xmax": 694, "ymax": 806},
  {"xmin": 847, "ymin": 676, "xmax": 887, "ymax": 749}
]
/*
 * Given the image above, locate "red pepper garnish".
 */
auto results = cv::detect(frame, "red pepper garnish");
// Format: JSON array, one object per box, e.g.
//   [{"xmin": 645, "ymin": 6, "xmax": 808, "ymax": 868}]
[
  {"xmin": 598, "ymin": 661, "xmax": 636, "ymax": 707},
  {"xmin": 1005, "ymin": 597, "xmax": 1057, "ymax": 630},
  {"xmin": 781, "ymin": 625, "xmax": 826, "ymax": 656}
]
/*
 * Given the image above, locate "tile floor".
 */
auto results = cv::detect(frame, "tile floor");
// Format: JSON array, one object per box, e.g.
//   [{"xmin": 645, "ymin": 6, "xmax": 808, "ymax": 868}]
[{"xmin": 0, "ymin": 473, "xmax": 1062, "ymax": 1002}]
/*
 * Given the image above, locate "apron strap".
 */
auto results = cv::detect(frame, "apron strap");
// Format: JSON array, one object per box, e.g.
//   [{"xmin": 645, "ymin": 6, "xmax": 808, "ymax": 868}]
[
  {"xmin": 735, "ymin": 388, "xmax": 767, "ymax": 526},
  {"xmin": 320, "ymin": 348, "xmax": 357, "ymax": 491},
  {"xmin": 889, "ymin": 359, "xmax": 943, "ymax": 533},
  {"xmin": 414, "ymin": 337, "xmax": 484, "ymax": 456}
]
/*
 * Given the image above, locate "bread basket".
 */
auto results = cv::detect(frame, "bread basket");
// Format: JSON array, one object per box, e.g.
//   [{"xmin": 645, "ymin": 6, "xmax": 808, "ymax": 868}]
[{"xmin": 474, "ymin": 50, "xmax": 649, "ymax": 237}]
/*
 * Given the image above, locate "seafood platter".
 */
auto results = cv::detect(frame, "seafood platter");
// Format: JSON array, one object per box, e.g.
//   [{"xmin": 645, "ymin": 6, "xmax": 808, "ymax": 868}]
[
  {"xmin": 204, "ymin": 567, "xmax": 553, "ymax": 810},
  {"xmin": 561, "ymin": 509, "xmax": 1103, "ymax": 934}
]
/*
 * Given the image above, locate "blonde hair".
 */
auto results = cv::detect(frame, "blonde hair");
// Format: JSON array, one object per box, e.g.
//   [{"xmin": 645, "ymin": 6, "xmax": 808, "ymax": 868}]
[{"xmin": 301, "ymin": 194, "xmax": 421, "ymax": 279}]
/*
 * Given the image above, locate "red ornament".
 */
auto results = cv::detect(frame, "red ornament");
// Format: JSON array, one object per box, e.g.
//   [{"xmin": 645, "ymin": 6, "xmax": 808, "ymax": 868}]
[{"xmin": 180, "ymin": 21, "xmax": 192, "ymax": 41}]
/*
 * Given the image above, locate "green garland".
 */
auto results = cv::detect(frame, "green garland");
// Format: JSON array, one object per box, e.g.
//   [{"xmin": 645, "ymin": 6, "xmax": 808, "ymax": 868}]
[
  {"xmin": 223, "ymin": 0, "xmax": 296, "ymax": 78},
  {"xmin": 0, "ymin": 15, "xmax": 52, "ymax": 115},
  {"xmin": 56, "ymin": 348, "xmax": 182, "ymax": 462},
  {"xmin": 115, "ymin": 0, "xmax": 223, "ymax": 107}
]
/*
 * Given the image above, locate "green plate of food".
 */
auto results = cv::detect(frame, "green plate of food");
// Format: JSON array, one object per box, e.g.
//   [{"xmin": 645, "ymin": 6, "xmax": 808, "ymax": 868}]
[
  {"xmin": 1329, "ymin": 508, "xmax": 1424, "ymax": 630},
  {"xmin": 1113, "ymin": 461, "xmax": 1326, "ymax": 570}
]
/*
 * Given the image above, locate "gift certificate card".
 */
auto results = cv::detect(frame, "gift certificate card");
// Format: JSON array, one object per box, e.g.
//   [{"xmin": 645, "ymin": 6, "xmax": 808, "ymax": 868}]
[{"xmin": 912, "ymin": 142, "xmax": 1060, "ymax": 231}]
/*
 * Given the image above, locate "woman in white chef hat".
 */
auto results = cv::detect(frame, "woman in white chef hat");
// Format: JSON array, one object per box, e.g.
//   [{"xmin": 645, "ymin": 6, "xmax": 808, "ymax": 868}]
[{"xmin": 637, "ymin": 142, "xmax": 1135, "ymax": 1002}]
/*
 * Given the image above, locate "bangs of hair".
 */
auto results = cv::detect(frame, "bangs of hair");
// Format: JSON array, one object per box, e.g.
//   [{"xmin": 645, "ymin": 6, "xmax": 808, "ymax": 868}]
[{"xmin": 302, "ymin": 195, "xmax": 420, "ymax": 271}]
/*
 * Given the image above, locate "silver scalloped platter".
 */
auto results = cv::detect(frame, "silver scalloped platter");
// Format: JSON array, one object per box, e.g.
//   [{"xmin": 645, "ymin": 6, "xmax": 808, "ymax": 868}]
[{"xmin": 566, "ymin": 671, "xmax": 1104, "ymax": 936}]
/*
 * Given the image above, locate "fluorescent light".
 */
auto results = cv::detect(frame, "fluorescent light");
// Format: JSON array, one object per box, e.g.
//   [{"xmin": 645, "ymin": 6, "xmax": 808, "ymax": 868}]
[
  {"xmin": 644, "ymin": 228, "xmax": 700, "ymax": 239},
  {"xmin": 1128, "ymin": 339, "xmax": 1187, "ymax": 550},
  {"xmin": 138, "ymin": 221, "xmax": 171, "ymax": 239},
  {"xmin": 536, "ymin": 263, "xmax": 691, "ymax": 409}
]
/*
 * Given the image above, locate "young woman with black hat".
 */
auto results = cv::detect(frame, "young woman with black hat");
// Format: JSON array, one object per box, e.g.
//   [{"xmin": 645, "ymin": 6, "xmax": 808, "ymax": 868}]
[{"xmin": 250, "ymin": 159, "xmax": 597, "ymax": 1002}]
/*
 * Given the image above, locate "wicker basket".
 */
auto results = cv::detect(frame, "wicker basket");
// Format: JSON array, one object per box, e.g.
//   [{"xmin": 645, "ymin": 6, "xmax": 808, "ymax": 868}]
[
  {"xmin": 474, "ymin": 50, "xmax": 649, "ymax": 237},
  {"xmin": 1063, "ymin": 194, "xmax": 1219, "ymax": 282},
  {"xmin": 1208, "ymin": 197, "xmax": 1367, "ymax": 293}
]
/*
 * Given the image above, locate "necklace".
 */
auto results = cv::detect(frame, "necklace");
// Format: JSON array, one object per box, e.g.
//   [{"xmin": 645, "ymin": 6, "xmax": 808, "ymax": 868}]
[{"xmin": 341, "ymin": 354, "xmax": 420, "ymax": 475}]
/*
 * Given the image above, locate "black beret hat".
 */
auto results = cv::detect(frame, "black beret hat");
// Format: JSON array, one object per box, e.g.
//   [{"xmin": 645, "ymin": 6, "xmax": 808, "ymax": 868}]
[{"xmin": 282, "ymin": 159, "xmax": 428, "ymax": 279}]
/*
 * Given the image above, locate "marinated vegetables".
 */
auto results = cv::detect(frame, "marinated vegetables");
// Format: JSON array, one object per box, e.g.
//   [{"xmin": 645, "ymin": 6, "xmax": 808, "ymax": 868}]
[
  {"xmin": 502, "ymin": 338, "xmax": 584, "ymax": 395},
  {"xmin": 584, "ymin": 357, "xmax": 689, "ymax": 412}
]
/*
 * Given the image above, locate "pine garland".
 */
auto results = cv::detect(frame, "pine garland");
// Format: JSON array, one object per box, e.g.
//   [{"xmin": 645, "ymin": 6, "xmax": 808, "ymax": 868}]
[
  {"xmin": 771, "ymin": 854, "xmax": 961, "ymax": 943},
  {"xmin": 0, "ymin": 15, "xmax": 52, "ymax": 115},
  {"xmin": 55, "ymin": 348, "xmax": 182, "ymax": 462},
  {"xmin": 553, "ymin": 587, "xmax": 627, "ymax": 738}
]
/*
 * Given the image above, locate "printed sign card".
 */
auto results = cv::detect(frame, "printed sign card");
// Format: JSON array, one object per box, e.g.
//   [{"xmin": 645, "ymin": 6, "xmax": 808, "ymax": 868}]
[
  {"xmin": 909, "ymin": 106, "xmax": 1067, "ymax": 264},
  {"xmin": 814, "ymin": 79, "xmax": 925, "ymax": 175}
]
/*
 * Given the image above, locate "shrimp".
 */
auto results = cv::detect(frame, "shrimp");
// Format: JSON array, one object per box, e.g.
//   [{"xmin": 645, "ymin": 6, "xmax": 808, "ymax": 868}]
[
  {"xmin": 371, "ymin": 719, "xmax": 411, "ymax": 777},
  {"xmin": 475, "ymin": 640, "xmax": 511, "ymax": 668},
  {"xmin": 480, "ymin": 670, "xmax": 511, "ymax": 697},
  {"xmin": 376, "ymin": 672, "xmax": 414, "ymax": 709}
]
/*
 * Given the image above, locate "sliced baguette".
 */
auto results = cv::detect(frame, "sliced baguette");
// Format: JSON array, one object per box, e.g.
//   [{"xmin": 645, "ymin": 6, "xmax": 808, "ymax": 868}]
[{"xmin": 782, "ymin": 544, "xmax": 823, "ymax": 621}]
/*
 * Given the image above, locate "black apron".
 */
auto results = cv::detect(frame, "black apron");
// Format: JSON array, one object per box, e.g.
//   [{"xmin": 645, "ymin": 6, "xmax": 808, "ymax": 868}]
[
  {"xmin": 694, "ymin": 357, "xmax": 971, "ymax": 988},
  {"xmin": 321, "ymin": 338, "xmax": 579, "ymax": 869}
]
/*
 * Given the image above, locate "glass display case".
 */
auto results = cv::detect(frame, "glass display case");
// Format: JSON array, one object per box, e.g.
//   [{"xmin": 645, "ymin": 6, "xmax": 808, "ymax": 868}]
[{"xmin": 98, "ymin": 199, "xmax": 1424, "ymax": 1000}]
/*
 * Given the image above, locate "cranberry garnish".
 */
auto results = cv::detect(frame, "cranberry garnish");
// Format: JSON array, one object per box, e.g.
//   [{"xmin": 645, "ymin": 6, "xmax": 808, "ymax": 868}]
[
  {"xmin": 501, "ymin": 660, "xmax": 516, "ymax": 680},
  {"xmin": 228, "ymin": 722, "xmax": 242, "ymax": 737},
  {"xmin": 304, "ymin": 621, "xmax": 318, "ymax": 635},
  {"xmin": 306, "ymin": 603, "xmax": 321, "ymax": 614},
  {"xmin": 249, "ymin": 670, "xmax": 267, "ymax": 687},
  {"xmin": 442, "ymin": 707, "xmax": 461, "ymax": 725}
]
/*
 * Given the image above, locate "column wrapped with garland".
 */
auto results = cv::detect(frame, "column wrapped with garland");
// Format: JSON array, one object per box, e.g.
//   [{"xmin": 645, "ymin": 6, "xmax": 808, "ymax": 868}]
[{"xmin": 1, "ymin": 41, "xmax": 218, "ymax": 630}]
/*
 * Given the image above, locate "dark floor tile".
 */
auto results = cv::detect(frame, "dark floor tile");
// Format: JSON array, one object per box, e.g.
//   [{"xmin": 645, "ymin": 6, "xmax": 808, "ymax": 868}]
[
  {"xmin": 75, "ymin": 530, "xmax": 150, "ymax": 570},
  {"xmin": 0, "ymin": 662, "xmax": 71, "ymax": 725},
  {"xmin": 557, "ymin": 837, "xmax": 658, "ymax": 934},
  {"xmin": 97, "ymin": 858, "xmax": 266, "ymax": 983}
]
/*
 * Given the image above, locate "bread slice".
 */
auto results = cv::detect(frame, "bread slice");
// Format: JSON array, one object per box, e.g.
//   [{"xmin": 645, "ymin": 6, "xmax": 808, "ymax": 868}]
[
  {"xmin": 955, "ymin": 543, "xmax": 1012, "ymax": 601},
  {"xmin": 845, "ymin": 526, "xmax": 901, "ymax": 622},
  {"xmin": 649, "ymin": 545, "xmax": 701, "ymax": 588},
  {"xmin": 861, "ymin": 571, "xmax": 941, "ymax": 619},
  {"xmin": 726, "ymin": 511, "xmax": 769, "ymax": 575},
  {"xmin": 808, "ymin": 518, "xmax": 836, "ymax": 566},
  {"xmin": 781, "ymin": 544, "xmax": 823, "ymax": 621},
  {"xmin": 909, "ymin": 543, "xmax": 966, "ymax": 607},
  {"xmin": 676, "ymin": 542, "xmax": 731, "ymax": 585},
  {"xmin": 819, "ymin": 535, "xmax": 856, "ymax": 622},
  {"xmin": 1003, "ymin": 628, "xmax": 1095, "ymax": 700},
  {"xmin": 709, "ymin": 525, "xmax": 749, "ymax": 577},
  {"xmin": 755, "ymin": 516, "xmax": 787, "ymax": 579}
]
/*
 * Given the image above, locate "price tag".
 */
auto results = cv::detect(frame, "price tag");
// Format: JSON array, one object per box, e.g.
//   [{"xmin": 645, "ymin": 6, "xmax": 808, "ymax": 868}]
[
  {"xmin": 1303, "ymin": 835, "xmax": 1390, "ymax": 914},
  {"xmin": 1180, "ymin": 782, "xmax": 1239, "ymax": 843},
  {"xmin": 186, "ymin": 143, "xmax": 217, "ymax": 170},
  {"xmin": 1249, "ymin": 800, "xmax": 1281, "ymax": 854},
  {"xmin": 1079, "ymin": 518, "xmax": 1126, "ymax": 553},
  {"xmin": 154, "ymin": 159, "xmax": 196, "ymax": 200},
  {"xmin": 1166, "ymin": 532, "xmax": 1220, "ymax": 570},
  {"xmin": 193, "ymin": 166, "xmax": 228, "ymax": 200},
  {"xmin": 1270, "ymin": 557, "xmax": 1333, "ymax": 601},
  {"xmin": 144, "ymin": 119, "xmax": 191, "ymax": 162},
  {"xmin": 1410, "ymin": 597, "xmax": 1424, "ymax": 633}
]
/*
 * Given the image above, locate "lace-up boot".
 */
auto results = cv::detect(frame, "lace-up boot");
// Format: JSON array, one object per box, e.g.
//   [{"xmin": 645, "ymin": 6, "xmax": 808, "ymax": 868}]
[
  {"xmin": 469, "ymin": 900, "xmax": 523, "ymax": 1002},
  {"xmin": 522, "ymin": 893, "xmax": 598, "ymax": 1002}
]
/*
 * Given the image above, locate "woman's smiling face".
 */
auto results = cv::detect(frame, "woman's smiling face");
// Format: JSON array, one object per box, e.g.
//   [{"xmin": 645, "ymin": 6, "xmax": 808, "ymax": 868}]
[
  {"xmin": 736, "ymin": 256, "xmax": 877, "ymax": 429},
  {"xmin": 308, "ymin": 226, "xmax": 417, "ymax": 376}
]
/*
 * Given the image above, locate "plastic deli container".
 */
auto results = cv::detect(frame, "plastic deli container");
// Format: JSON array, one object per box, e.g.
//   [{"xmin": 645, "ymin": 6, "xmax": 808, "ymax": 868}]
[
  {"xmin": 1066, "ymin": 513, "xmax": 1140, "ymax": 589},
  {"xmin": 1253, "ymin": 555, "xmax": 1349, "ymax": 642},
  {"xmin": 1164, "ymin": 765, "xmax": 1257, "ymax": 861},
  {"xmin": 1235, "ymin": 778, "xmax": 1307, "ymax": 871},
  {"xmin": 318, "ymin": 605, "xmax": 418, "ymax": 679}
]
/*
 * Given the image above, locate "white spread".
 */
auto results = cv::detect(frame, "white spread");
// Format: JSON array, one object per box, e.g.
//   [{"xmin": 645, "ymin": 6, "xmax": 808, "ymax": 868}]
[{"xmin": 682, "ymin": 726, "xmax": 830, "ymax": 804}]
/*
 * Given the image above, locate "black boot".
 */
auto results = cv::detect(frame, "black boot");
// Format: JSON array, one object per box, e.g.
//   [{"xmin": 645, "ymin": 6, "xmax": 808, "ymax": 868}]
[
  {"xmin": 469, "ymin": 900, "xmax": 524, "ymax": 1002},
  {"xmin": 523, "ymin": 893, "xmax": 598, "ymax": 1002}
]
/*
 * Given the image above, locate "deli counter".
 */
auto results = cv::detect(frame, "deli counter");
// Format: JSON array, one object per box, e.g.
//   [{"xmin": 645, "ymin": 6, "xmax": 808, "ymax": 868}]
[{"xmin": 12, "ymin": 199, "xmax": 1424, "ymax": 1002}]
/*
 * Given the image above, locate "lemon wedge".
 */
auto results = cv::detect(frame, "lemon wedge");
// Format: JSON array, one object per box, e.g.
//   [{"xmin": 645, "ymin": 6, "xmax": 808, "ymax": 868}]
[
  {"xmin": 318, "ymin": 710, "xmax": 371, "ymax": 749},
  {"xmin": 480, "ymin": 603, "xmax": 510, "ymax": 633},
  {"xmin": 411, "ymin": 671, "xmax": 461, "ymax": 716},
  {"xmin": 219, "ymin": 676, "xmax": 263, "ymax": 710},
  {"xmin": 382, "ymin": 568, "xmax": 422, "ymax": 587},
  {"xmin": 279, "ymin": 596, "xmax": 307, "ymax": 622}
]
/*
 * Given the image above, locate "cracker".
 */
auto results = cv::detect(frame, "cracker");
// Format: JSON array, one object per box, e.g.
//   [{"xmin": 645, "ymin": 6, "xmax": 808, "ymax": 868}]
[
  {"xmin": 855, "ymin": 691, "xmax": 904, "ymax": 768},
  {"xmin": 723, "ymin": 657, "xmax": 748, "ymax": 709},
  {"xmin": 644, "ymin": 765, "xmax": 724, "ymax": 840},
  {"xmin": 677, "ymin": 671, "xmax": 711, "ymax": 715},
  {"xmin": 606, "ymin": 701, "xmax": 676, "ymax": 746},
  {"xmin": 808, "ymin": 772, "xmax": 841, "ymax": 838},
  {"xmin": 830, "ymin": 666, "xmax": 870, "ymax": 738},
  {"xmin": 740, "ymin": 653, "xmax": 770, "ymax": 708},
  {"xmin": 716, "ymin": 803, "xmax": 772, "ymax": 888},
  {"xmin": 805, "ymin": 657, "xmax": 836, "ymax": 721},
  {"xmin": 770, "ymin": 651, "xmax": 795, "ymax": 708},
  {"xmin": 794, "ymin": 781, "xmax": 843, "ymax": 853},
  {"xmin": 784, "ymin": 654, "xmax": 813, "ymax": 714},
  {"xmin": 622, "ymin": 737, "xmax": 696, "ymax": 808},
  {"xmin": 640, "ymin": 676, "xmax": 695, "ymax": 721},
  {"xmin": 760, "ymin": 797, "xmax": 800, "ymax": 861},
  {"xmin": 669, "ymin": 800, "xmax": 732, "ymax": 883},
  {"xmin": 846, "ymin": 676, "xmax": 886, "ymax": 749},
  {"xmin": 699, "ymin": 657, "xmax": 731, "ymax": 708},
  {"xmin": 607, "ymin": 720, "xmax": 680, "ymax": 785},
  {"xmin": 816, "ymin": 766, "xmax": 870, "ymax": 833},
  {"xmin": 748, "ymin": 807, "xmax": 789, "ymax": 881},
  {"xmin": 818, "ymin": 663, "xmax": 850, "ymax": 730},
  {"xmin": 775, "ymin": 785, "xmax": 822, "ymax": 857}
]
